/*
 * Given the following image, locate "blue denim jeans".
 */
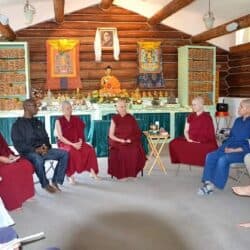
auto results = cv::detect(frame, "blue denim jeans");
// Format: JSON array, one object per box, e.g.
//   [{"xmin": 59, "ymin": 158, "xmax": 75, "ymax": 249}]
[
  {"xmin": 0, "ymin": 226, "xmax": 17, "ymax": 243},
  {"xmin": 25, "ymin": 148, "xmax": 68, "ymax": 188},
  {"xmin": 202, "ymin": 148, "xmax": 246, "ymax": 189}
]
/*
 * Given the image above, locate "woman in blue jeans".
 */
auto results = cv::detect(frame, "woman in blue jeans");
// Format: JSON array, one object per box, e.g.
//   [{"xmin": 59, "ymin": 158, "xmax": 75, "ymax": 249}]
[{"xmin": 198, "ymin": 99, "xmax": 250, "ymax": 195}]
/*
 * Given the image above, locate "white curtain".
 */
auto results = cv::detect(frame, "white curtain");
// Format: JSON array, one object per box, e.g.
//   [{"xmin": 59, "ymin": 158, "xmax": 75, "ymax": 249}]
[
  {"xmin": 94, "ymin": 29, "xmax": 102, "ymax": 62},
  {"xmin": 113, "ymin": 29, "xmax": 120, "ymax": 61}
]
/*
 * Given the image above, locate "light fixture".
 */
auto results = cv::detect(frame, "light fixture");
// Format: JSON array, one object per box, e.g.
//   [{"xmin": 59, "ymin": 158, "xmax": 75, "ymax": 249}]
[
  {"xmin": 226, "ymin": 22, "xmax": 239, "ymax": 32},
  {"xmin": 203, "ymin": 0, "xmax": 215, "ymax": 30},
  {"xmin": 24, "ymin": 0, "xmax": 36, "ymax": 24},
  {"xmin": 0, "ymin": 14, "xmax": 9, "ymax": 25}
]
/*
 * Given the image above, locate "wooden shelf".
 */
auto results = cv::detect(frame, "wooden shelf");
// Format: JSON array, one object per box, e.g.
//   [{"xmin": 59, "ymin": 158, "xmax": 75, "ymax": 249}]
[
  {"xmin": 178, "ymin": 45, "xmax": 216, "ymax": 106},
  {"xmin": 0, "ymin": 42, "xmax": 30, "ymax": 110}
]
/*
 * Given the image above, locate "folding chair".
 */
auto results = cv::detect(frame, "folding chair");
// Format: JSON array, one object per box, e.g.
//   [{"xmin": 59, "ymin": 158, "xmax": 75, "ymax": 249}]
[
  {"xmin": 175, "ymin": 164, "xmax": 192, "ymax": 176},
  {"xmin": 34, "ymin": 160, "xmax": 58, "ymax": 185},
  {"xmin": 229, "ymin": 162, "xmax": 250, "ymax": 185}
]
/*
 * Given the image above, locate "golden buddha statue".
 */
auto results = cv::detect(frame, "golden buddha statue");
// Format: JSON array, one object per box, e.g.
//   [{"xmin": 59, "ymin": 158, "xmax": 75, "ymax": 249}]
[
  {"xmin": 131, "ymin": 88, "xmax": 142, "ymax": 103},
  {"xmin": 148, "ymin": 91, "xmax": 153, "ymax": 97},
  {"xmin": 153, "ymin": 90, "xmax": 158, "ymax": 98},
  {"xmin": 120, "ymin": 89, "xmax": 129, "ymax": 98},
  {"xmin": 99, "ymin": 66, "xmax": 121, "ymax": 96}
]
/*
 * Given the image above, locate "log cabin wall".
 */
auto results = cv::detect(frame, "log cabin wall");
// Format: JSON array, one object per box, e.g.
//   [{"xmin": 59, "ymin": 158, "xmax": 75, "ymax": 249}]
[
  {"xmin": 15, "ymin": 4, "xmax": 229, "ymax": 97},
  {"xmin": 227, "ymin": 54, "xmax": 250, "ymax": 97},
  {"xmin": 216, "ymin": 50, "xmax": 229, "ymax": 97}
]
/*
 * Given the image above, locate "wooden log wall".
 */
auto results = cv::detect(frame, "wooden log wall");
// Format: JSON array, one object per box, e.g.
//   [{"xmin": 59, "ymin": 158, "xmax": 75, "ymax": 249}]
[
  {"xmin": 15, "ymin": 4, "xmax": 229, "ymax": 97},
  {"xmin": 227, "ymin": 54, "xmax": 250, "ymax": 97},
  {"xmin": 215, "ymin": 48, "xmax": 229, "ymax": 97}
]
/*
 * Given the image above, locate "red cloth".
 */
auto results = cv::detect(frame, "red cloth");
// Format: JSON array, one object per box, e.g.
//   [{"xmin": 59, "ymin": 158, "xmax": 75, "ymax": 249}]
[
  {"xmin": 215, "ymin": 111, "xmax": 229, "ymax": 117},
  {"xmin": 169, "ymin": 112, "xmax": 218, "ymax": 166},
  {"xmin": 108, "ymin": 114, "xmax": 147, "ymax": 179},
  {"xmin": 57, "ymin": 116, "xmax": 99, "ymax": 177},
  {"xmin": 0, "ymin": 133, "xmax": 34, "ymax": 211}
]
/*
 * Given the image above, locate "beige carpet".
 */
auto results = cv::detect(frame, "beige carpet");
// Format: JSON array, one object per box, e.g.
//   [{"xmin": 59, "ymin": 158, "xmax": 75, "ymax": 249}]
[{"xmin": 10, "ymin": 148, "xmax": 250, "ymax": 250}]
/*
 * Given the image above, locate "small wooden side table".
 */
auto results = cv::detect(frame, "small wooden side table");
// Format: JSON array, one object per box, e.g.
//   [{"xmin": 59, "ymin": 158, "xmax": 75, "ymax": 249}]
[{"xmin": 143, "ymin": 131, "xmax": 169, "ymax": 175}]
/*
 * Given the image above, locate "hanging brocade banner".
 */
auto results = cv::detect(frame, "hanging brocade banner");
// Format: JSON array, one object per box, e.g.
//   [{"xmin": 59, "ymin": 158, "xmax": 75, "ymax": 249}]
[
  {"xmin": 46, "ymin": 39, "xmax": 81, "ymax": 90},
  {"xmin": 137, "ymin": 41, "xmax": 165, "ymax": 88},
  {"xmin": 137, "ymin": 41, "xmax": 162, "ymax": 74}
]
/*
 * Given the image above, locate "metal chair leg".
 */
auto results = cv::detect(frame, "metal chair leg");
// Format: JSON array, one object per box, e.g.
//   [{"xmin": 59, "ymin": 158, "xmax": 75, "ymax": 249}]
[{"xmin": 176, "ymin": 164, "xmax": 181, "ymax": 176}]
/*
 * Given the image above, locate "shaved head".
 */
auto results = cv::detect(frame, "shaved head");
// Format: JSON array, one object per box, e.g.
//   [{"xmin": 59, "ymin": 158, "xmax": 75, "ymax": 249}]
[
  {"xmin": 61, "ymin": 100, "xmax": 72, "ymax": 117},
  {"xmin": 23, "ymin": 98, "xmax": 36, "ymax": 110},
  {"xmin": 241, "ymin": 99, "xmax": 250, "ymax": 109},
  {"xmin": 61, "ymin": 100, "xmax": 71, "ymax": 109},
  {"xmin": 192, "ymin": 96, "xmax": 204, "ymax": 106},
  {"xmin": 22, "ymin": 98, "xmax": 38, "ymax": 117}
]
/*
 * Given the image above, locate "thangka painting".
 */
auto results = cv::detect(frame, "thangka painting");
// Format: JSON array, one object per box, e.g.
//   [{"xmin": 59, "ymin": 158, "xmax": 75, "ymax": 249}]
[
  {"xmin": 138, "ymin": 41, "xmax": 162, "ymax": 74},
  {"xmin": 46, "ymin": 39, "xmax": 81, "ymax": 90},
  {"xmin": 137, "ymin": 41, "xmax": 165, "ymax": 88}
]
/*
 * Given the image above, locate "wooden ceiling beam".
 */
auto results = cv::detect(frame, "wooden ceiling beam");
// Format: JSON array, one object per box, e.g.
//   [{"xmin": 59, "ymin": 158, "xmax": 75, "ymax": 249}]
[
  {"xmin": 53, "ymin": 0, "xmax": 65, "ymax": 24},
  {"xmin": 99, "ymin": 0, "xmax": 114, "ymax": 10},
  {"xmin": 148, "ymin": 0, "xmax": 195, "ymax": 25},
  {"xmin": 229, "ymin": 42, "xmax": 250, "ymax": 56},
  {"xmin": 0, "ymin": 23, "xmax": 16, "ymax": 41},
  {"xmin": 192, "ymin": 14, "xmax": 250, "ymax": 43}
]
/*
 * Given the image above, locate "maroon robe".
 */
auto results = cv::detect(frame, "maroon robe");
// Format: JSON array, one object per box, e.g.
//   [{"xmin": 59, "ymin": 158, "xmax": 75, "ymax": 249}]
[
  {"xmin": 57, "ymin": 116, "xmax": 99, "ymax": 177},
  {"xmin": 169, "ymin": 112, "xmax": 218, "ymax": 166},
  {"xmin": 0, "ymin": 133, "xmax": 34, "ymax": 211},
  {"xmin": 108, "ymin": 113, "xmax": 147, "ymax": 179}
]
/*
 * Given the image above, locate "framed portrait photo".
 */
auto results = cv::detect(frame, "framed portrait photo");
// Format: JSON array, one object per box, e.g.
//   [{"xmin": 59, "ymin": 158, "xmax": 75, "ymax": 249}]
[
  {"xmin": 99, "ymin": 28, "xmax": 116, "ymax": 49},
  {"xmin": 94, "ymin": 27, "xmax": 120, "ymax": 61}
]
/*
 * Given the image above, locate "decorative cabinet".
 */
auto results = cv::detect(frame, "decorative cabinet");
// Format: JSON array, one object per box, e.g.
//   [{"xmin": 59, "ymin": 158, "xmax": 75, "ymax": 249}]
[
  {"xmin": 178, "ymin": 45, "xmax": 216, "ymax": 106},
  {"xmin": 0, "ymin": 42, "xmax": 30, "ymax": 110}
]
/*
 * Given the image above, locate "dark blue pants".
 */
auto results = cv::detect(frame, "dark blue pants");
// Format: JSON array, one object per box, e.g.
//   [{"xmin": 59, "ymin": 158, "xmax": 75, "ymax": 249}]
[
  {"xmin": 0, "ymin": 226, "xmax": 17, "ymax": 243},
  {"xmin": 202, "ymin": 148, "xmax": 246, "ymax": 189},
  {"xmin": 25, "ymin": 148, "xmax": 68, "ymax": 188}
]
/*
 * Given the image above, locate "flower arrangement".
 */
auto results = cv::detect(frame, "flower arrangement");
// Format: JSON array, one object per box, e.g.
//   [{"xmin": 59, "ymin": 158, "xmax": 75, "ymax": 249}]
[{"xmin": 89, "ymin": 89, "xmax": 130, "ymax": 103}]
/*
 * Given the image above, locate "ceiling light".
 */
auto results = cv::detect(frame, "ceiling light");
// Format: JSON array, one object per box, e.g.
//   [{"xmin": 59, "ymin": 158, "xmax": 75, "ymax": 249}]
[
  {"xmin": 0, "ymin": 14, "xmax": 9, "ymax": 25},
  {"xmin": 24, "ymin": 0, "xmax": 36, "ymax": 24},
  {"xmin": 203, "ymin": 0, "xmax": 215, "ymax": 30},
  {"xmin": 226, "ymin": 22, "xmax": 239, "ymax": 32}
]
